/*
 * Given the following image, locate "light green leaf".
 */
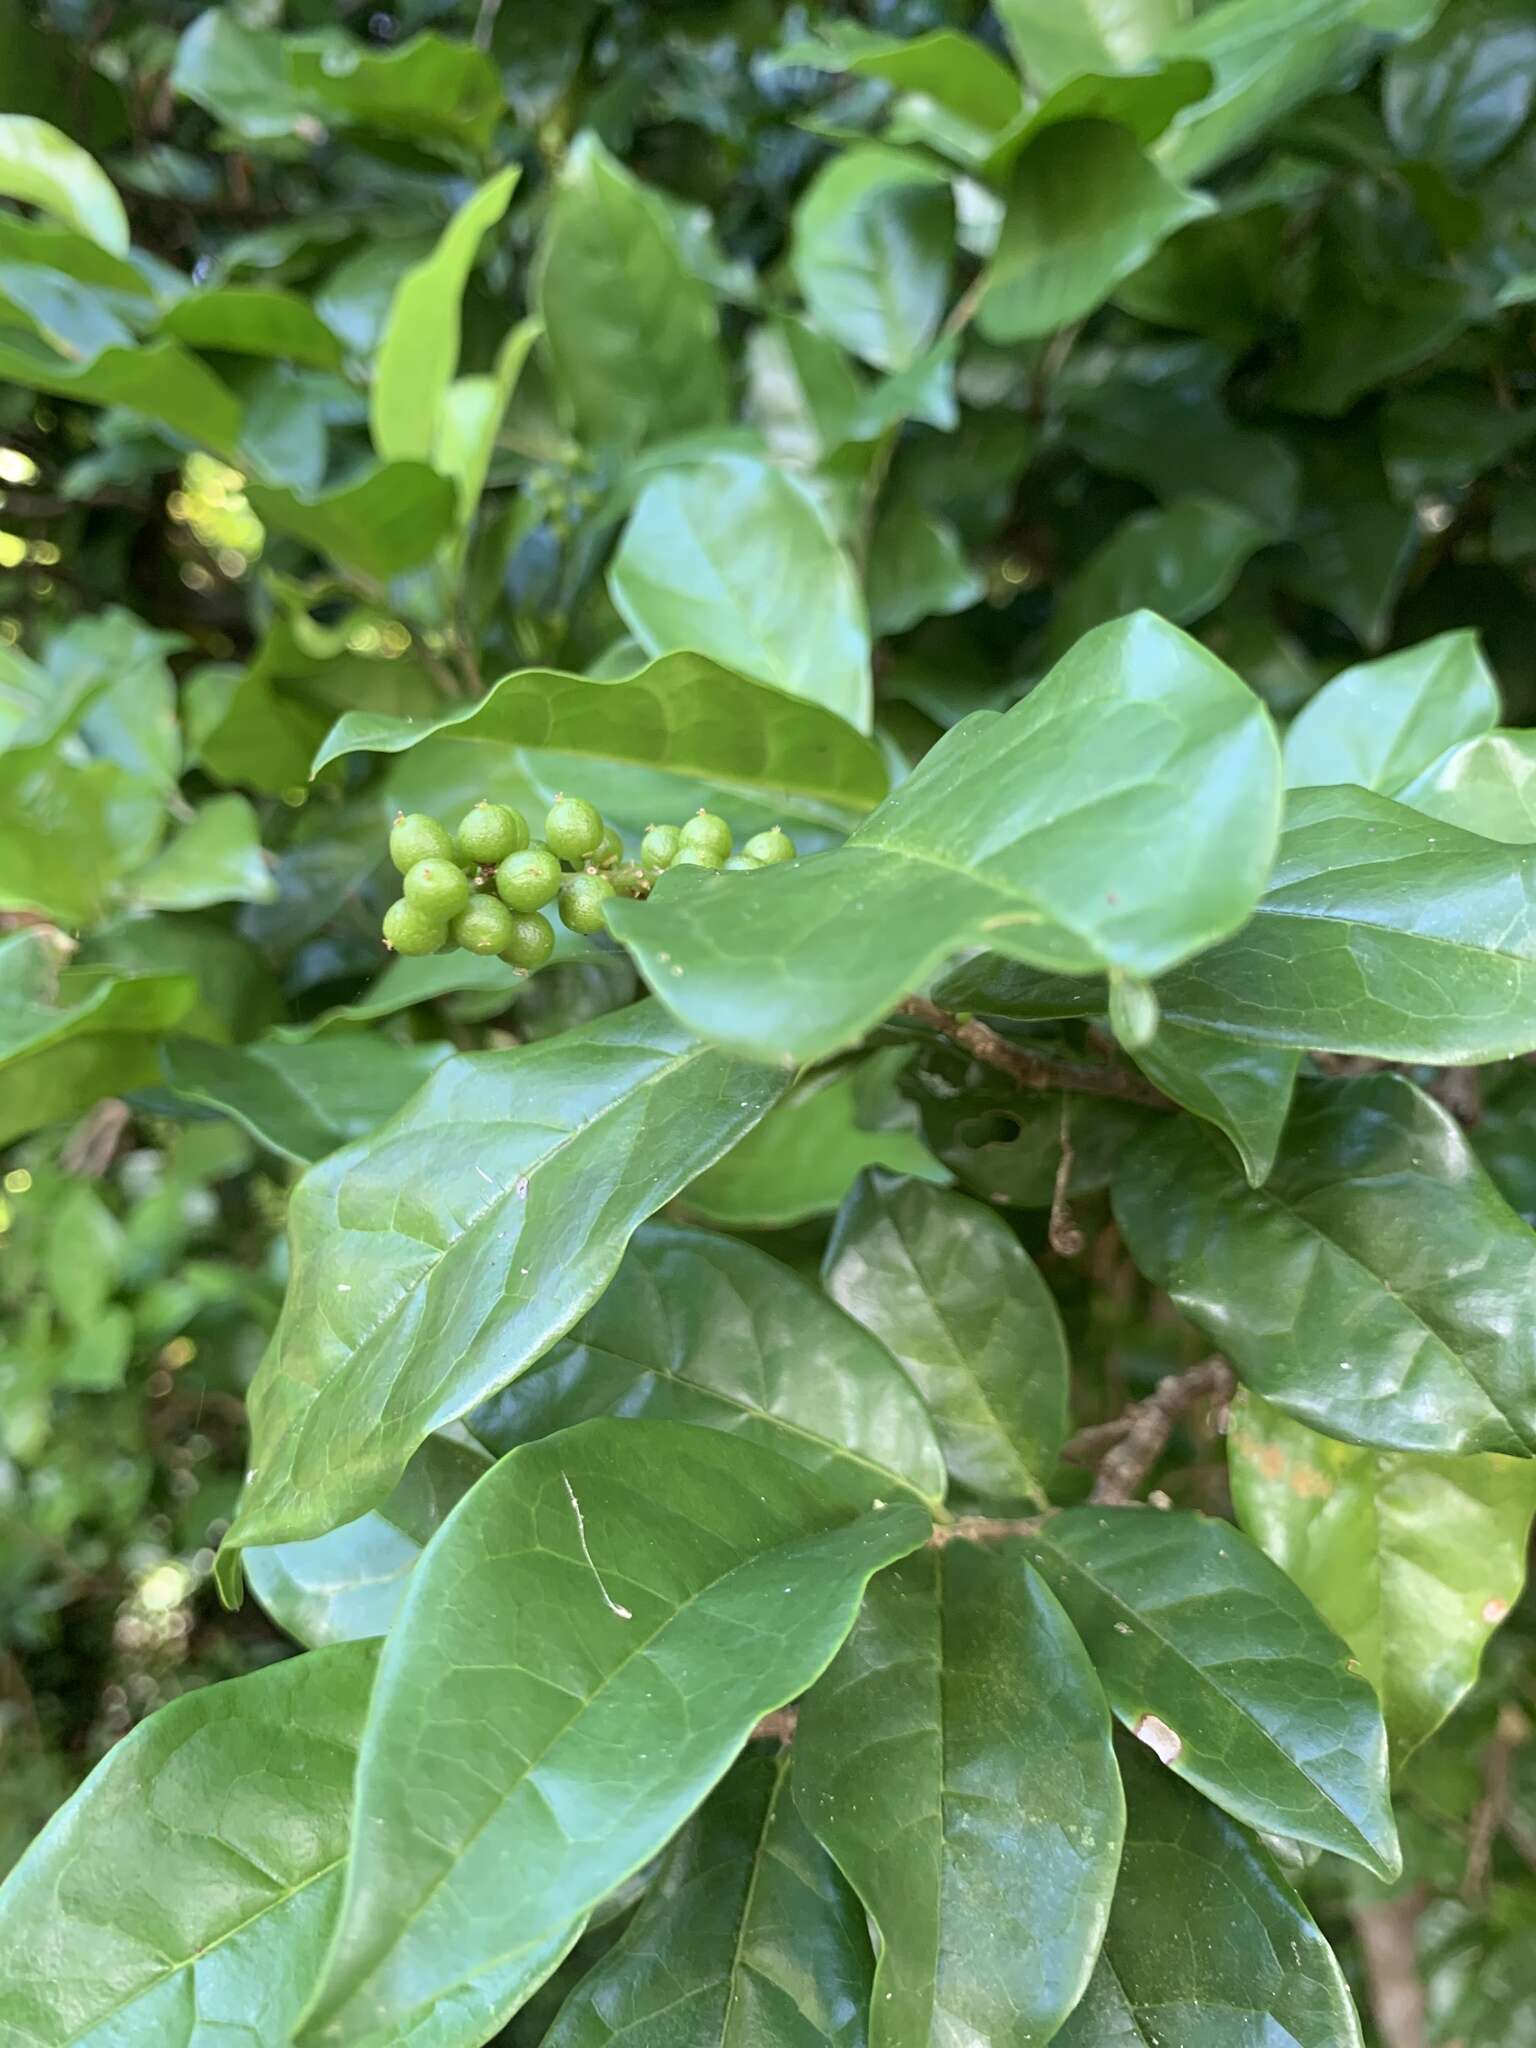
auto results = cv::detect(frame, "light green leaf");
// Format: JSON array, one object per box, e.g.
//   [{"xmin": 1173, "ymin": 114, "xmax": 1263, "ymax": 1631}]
[
  {"xmin": 219, "ymin": 1002, "xmax": 788, "ymax": 1569},
  {"xmin": 1130, "ymin": 1021, "xmax": 1299, "ymax": 1185},
  {"xmin": 993, "ymin": 0, "xmax": 1189, "ymax": 87},
  {"xmin": 311, "ymin": 649, "xmax": 887, "ymax": 831},
  {"xmin": 1115, "ymin": 1074, "xmax": 1536, "ymax": 1456},
  {"xmin": 978, "ymin": 120, "xmax": 1213, "ymax": 342},
  {"xmin": 470, "ymin": 1221, "xmax": 948, "ymax": 1511},
  {"xmin": 125, "ymin": 794, "xmax": 276, "ymax": 911},
  {"xmin": 0, "ymin": 331, "xmax": 243, "ymax": 460},
  {"xmin": 0, "ymin": 114, "xmax": 127, "ymax": 255},
  {"xmin": 1398, "ymin": 729, "xmax": 1536, "ymax": 843},
  {"xmin": 536, "ymin": 132, "xmax": 728, "ymax": 452},
  {"xmin": 778, "ymin": 26, "xmax": 1024, "ymax": 141},
  {"xmin": 794, "ymin": 1540, "xmax": 1125, "ymax": 2048},
  {"xmin": 160, "ymin": 285, "xmax": 344, "ymax": 368},
  {"xmin": 1028, "ymin": 1506, "xmax": 1400, "ymax": 1877},
  {"xmin": 433, "ymin": 314, "xmax": 540, "ymax": 520},
  {"xmin": 823, "ymin": 1172, "xmax": 1068, "ymax": 1503},
  {"xmin": 248, "ymin": 462, "xmax": 460, "ymax": 580},
  {"xmin": 296, "ymin": 1420, "xmax": 930, "ymax": 2046},
  {"xmin": 1050, "ymin": 495, "xmax": 1268, "ymax": 651},
  {"xmin": 1056, "ymin": 1737, "xmax": 1364, "ymax": 2048},
  {"xmin": 370, "ymin": 167, "xmax": 518, "ymax": 466},
  {"xmin": 607, "ymin": 612, "xmax": 1281, "ymax": 1067},
  {"xmin": 1283, "ymin": 631, "xmax": 1500, "ymax": 794},
  {"xmin": 609, "ymin": 456, "xmax": 872, "ymax": 733},
  {"xmin": 791, "ymin": 147, "xmax": 953, "ymax": 373},
  {"xmin": 0, "ymin": 743, "xmax": 162, "ymax": 927},
  {"xmin": 1229, "ymin": 1391, "xmax": 1536, "ymax": 1763},
  {"xmin": 545, "ymin": 1743, "xmax": 874, "ymax": 2048}
]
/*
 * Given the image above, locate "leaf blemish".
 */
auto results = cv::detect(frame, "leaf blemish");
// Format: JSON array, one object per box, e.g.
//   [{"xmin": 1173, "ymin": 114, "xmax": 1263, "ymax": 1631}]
[
  {"xmin": 1134, "ymin": 1713, "xmax": 1182, "ymax": 1764},
  {"xmin": 562, "ymin": 1470, "xmax": 633, "ymax": 1620}
]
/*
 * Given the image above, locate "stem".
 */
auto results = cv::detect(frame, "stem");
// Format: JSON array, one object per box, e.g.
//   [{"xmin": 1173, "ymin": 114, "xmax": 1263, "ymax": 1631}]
[
  {"xmin": 898, "ymin": 997, "xmax": 1173, "ymax": 1110},
  {"xmin": 1090, "ymin": 1359, "xmax": 1234, "ymax": 1505},
  {"xmin": 1349, "ymin": 1895, "xmax": 1428, "ymax": 2048}
]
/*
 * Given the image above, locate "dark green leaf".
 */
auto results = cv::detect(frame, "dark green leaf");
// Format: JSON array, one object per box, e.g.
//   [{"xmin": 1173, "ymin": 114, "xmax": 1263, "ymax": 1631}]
[
  {"xmin": 248, "ymin": 462, "xmax": 460, "ymax": 580},
  {"xmin": 160, "ymin": 285, "xmax": 344, "ymax": 368},
  {"xmin": 1050, "ymin": 495, "xmax": 1268, "ymax": 651},
  {"xmin": 1382, "ymin": 0, "xmax": 1536, "ymax": 176},
  {"xmin": 867, "ymin": 500, "xmax": 983, "ymax": 637},
  {"xmin": 0, "ymin": 331, "xmax": 243, "ymax": 461},
  {"xmin": 1130, "ymin": 1022, "xmax": 1298, "ymax": 1185}
]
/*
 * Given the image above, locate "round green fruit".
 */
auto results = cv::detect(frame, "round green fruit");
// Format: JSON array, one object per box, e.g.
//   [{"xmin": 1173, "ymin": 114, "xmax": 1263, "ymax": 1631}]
[
  {"xmin": 545, "ymin": 794, "xmax": 604, "ymax": 863},
  {"xmin": 389, "ymin": 811, "xmax": 454, "ymax": 874},
  {"xmin": 402, "ymin": 858, "xmax": 472, "ymax": 919},
  {"xmin": 679, "ymin": 809, "xmax": 732, "ymax": 861},
  {"xmin": 723, "ymin": 854, "xmax": 763, "ymax": 871},
  {"xmin": 742, "ymin": 826, "xmax": 795, "ymax": 865},
  {"xmin": 382, "ymin": 898, "xmax": 447, "ymax": 956},
  {"xmin": 593, "ymin": 823, "xmax": 624, "ymax": 868},
  {"xmin": 673, "ymin": 844, "xmax": 724, "ymax": 870},
  {"xmin": 502, "ymin": 910, "xmax": 555, "ymax": 970},
  {"xmin": 559, "ymin": 871, "xmax": 616, "ymax": 934},
  {"xmin": 495, "ymin": 845, "xmax": 562, "ymax": 911},
  {"xmin": 641, "ymin": 823, "xmax": 681, "ymax": 871},
  {"xmin": 451, "ymin": 895, "xmax": 517, "ymax": 956},
  {"xmin": 457, "ymin": 801, "xmax": 528, "ymax": 865}
]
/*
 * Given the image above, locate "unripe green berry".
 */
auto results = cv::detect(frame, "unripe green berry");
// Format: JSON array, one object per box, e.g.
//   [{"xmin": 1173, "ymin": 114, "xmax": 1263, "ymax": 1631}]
[
  {"xmin": 495, "ymin": 844, "xmax": 562, "ymax": 912},
  {"xmin": 383, "ymin": 897, "xmax": 447, "ymax": 956},
  {"xmin": 402, "ymin": 857, "xmax": 472, "ymax": 919},
  {"xmin": 673, "ymin": 844, "xmax": 724, "ymax": 870},
  {"xmin": 389, "ymin": 810, "xmax": 454, "ymax": 874},
  {"xmin": 593, "ymin": 823, "xmax": 624, "ymax": 868},
  {"xmin": 451, "ymin": 894, "xmax": 517, "ymax": 955},
  {"xmin": 545, "ymin": 794, "xmax": 604, "ymax": 863},
  {"xmin": 611, "ymin": 861, "xmax": 648, "ymax": 897},
  {"xmin": 457, "ymin": 801, "xmax": 528, "ymax": 865},
  {"xmin": 559, "ymin": 870, "xmax": 616, "ymax": 935},
  {"xmin": 502, "ymin": 910, "xmax": 555, "ymax": 970},
  {"xmin": 742, "ymin": 826, "xmax": 795, "ymax": 865},
  {"xmin": 679, "ymin": 809, "xmax": 732, "ymax": 861},
  {"xmin": 641, "ymin": 823, "xmax": 681, "ymax": 871},
  {"xmin": 723, "ymin": 853, "xmax": 763, "ymax": 871}
]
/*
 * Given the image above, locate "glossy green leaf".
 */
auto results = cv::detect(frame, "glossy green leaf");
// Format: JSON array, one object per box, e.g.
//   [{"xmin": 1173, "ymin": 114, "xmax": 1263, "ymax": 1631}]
[
  {"xmin": 1028, "ymin": 1505, "xmax": 1400, "ymax": 1877},
  {"xmin": 791, "ymin": 147, "xmax": 953, "ymax": 373},
  {"xmin": 0, "ymin": 331, "xmax": 243, "ymax": 461},
  {"xmin": 544, "ymin": 1743, "xmax": 874, "ymax": 2048},
  {"xmin": 161, "ymin": 1031, "xmax": 457, "ymax": 1164},
  {"xmin": 1050, "ymin": 495, "xmax": 1268, "ymax": 651},
  {"xmin": 297, "ymin": 1420, "xmax": 930, "ymax": 2047},
  {"xmin": 794, "ymin": 1539, "xmax": 1124, "ymax": 2048},
  {"xmin": 469, "ymin": 1221, "xmax": 947, "ymax": 1510},
  {"xmin": 1397, "ymin": 729, "xmax": 1536, "ymax": 843},
  {"xmin": 978, "ymin": 121, "xmax": 1213, "ymax": 342},
  {"xmin": 1154, "ymin": 785, "xmax": 1536, "ymax": 1063},
  {"xmin": 1115, "ymin": 1074, "xmax": 1536, "ymax": 1456},
  {"xmin": 1129, "ymin": 1022, "xmax": 1299, "ymax": 1185},
  {"xmin": 1055, "ymin": 1737, "xmax": 1364, "ymax": 2048},
  {"xmin": 685, "ymin": 1053, "xmax": 945, "ymax": 1230},
  {"xmin": 370, "ymin": 167, "xmax": 517, "ymax": 466},
  {"xmin": 124, "ymin": 794, "xmax": 276, "ymax": 911},
  {"xmin": 609, "ymin": 456, "xmax": 872, "ymax": 733},
  {"xmin": 1382, "ymin": 0, "xmax": 1536, "ymax": 176},
  {"xmin": 248, "ymin": 462, "xmax": 460, "ymax": 580},
  {"xmin": 1229, "ymin": 1391, "xmax": 1536, "ymax": 1762},
  {"xmin": 823, "ymin": 1172, "xmax": 1068, "ymax": 1503},
  {"xmin": 536, "ymin": 132, "xmax": 728, "ymax": 452},
  {"xmin": 219, "ymin": 1001, "xmax": 788, "ymax": 1568},
  {"xmin": 607, "ymin": 612, "xmax": 1281, "ymax": 1067},
  {"xmin": 1471, "ymin": 1064, "xmax": 1536, "ymax": 1223},
  {"xmin": 0, "ymin": 114, "xmax": 127, "ymax": 255},
  {"xmin": 311, "ymin": 649, "xmax": 886, "ymax": 831},
  {"xmin": 779, "ymin": 26, "xmax": 1023, "ymax": 143},
  {"xmin": 160, "ymin": 285, "xmax": 344, "ymax": 368},
  {"xmin": 0, "ymin": 1643, "xmax": 380, "ymax": 2046},
  {"xmin": 1283, "ymin": 631, "xmax": 1499, "ymax": 794},
  {"xmin": 246, "ymin": 1434, "xmax": 493, "ymax": 1648},
  {"xmin": 993, "ymin": 0, "xmax": 1187, "ymax": 85},
  {"xmin": 867, "ymin": 501, "xmax": 983, "ymax": 637}
]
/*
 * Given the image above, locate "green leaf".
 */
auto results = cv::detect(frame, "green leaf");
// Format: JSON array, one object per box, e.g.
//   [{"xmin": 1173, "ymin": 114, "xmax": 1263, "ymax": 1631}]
[
  {"xmin": 311, "ymin": 649, "xmax": 887, "ymax": 832},
  {"xmin": 160, "ymin": 285, "xmax": 344, "ymax": 368},
  {"xmin": 609, "ymin": 456, "xmax": 873, "ymax": 734},
  {"xmin": 124, "ymin": 794, "xmax": 276, "ymax": 911},
  {"xmin": 0, "ymin": 114, "xmax": 127, "ymax": 255},
  {"xmin": 1396, "ymin": 729, "xmax": 1536, "ymax": 843},
  {"xmin": 0, "ymin": 743, "xmax": 162, "ymax": 926},
  {"xmin": 536, "ymin": 132, "xmax": 729, "ymax": 452},
  {"xmin": 1114, "ymin": 1074, "xmax": 1536, "ymax": 1457},
  {"xmin": 248, "ymin": 461, "xmax": 459, "ymax": 580},
  {"xmin": 0, "ymin": 331, "xmax": 243, "ymax": 461},
  {"xmin": 778, "ymin": 26, "xmax": 1024, "ymax": 142},
  {"xmin": 823, "ymin": 1172, "xmax": 1068, "ymax": 1503},
  {"xmin": 0, "ymin": 1643, "xmax": 381, "ymax": 2046},
  {"xmin": 370, "ymin": 167, "xmax": 518, "ymax": 466},
  {"xmin": 1028, "ymin": 1506, "xmax": 1400, "ymax": 1877},
  {"xmin": 1130, "ymin": 1022, "xmax": 1299, "ymax": 1185},
  {"xmin": 161, "ymin": 1032, "xmax": 457, "ymax": 1164},
  {"xmin": 1472, "ymin": 1064, "xmax": 1536, "ymax": 1223},
  {"xmin": 296, "ymin": 1420, "xmax": 930, "ymax": 2047},
  {"xmin": 1283, "ymin": 631, "xmax": 1499, "ymax": 794},
  {"xmin": 793, "ymin": 1540, "xmax": 1125, "ymax": 2048},
  {"xmin": 469, "ymin": 1220, "xmax": 948, "ymax": 1511},
  {"xmin": 1382, "ymin": 0, "xmax": 1536, "ymax": 176},
  {"xmin": 684, "ymin": 1052, "xmax": 945, "ymax": 1229},
  {"xmin": 1153, "ymin": 785, "xmax": 1536, "ymax": 1063},
  {"xmin": 219, "ymin": 1002, "xmax": 789, "ymax": 1568},
  {"xmin": 1229, "ymin": 1391, "xmax": 1536, "ymax": 1763},
  {"xmin": 607, "ymin": 613, "xmax": 1281, "ymax": 1067},
  {"xmin": 544, "ymin": 1744, "xmax": 874, "ymax": 2048},
  {"xmin": 867, "ymin": 499, "xmax": 984, "ymax": 637},
  {"xmin": 790, "ymin": 147, "xmax": 953, "ymax": 373},
  {"xmin": 993, "ymin": 0, "xmax": 1188, "ymax": 86},
  {"xmin": 978, "ymin": 121, "xmax": 1213, "ymax": 342},
  {"xmin": 433, "ymin": 314, "xmax": 540, "ymax": 522},
  {"xmin": 246, "ymin": 1435, "xmax": 493, "ymax": 1648},
  {"xmin": 1055, "ymin": 1737, "xmax": 1364, "ymax": 2048},
  {"xmin": 1049, "ymin": 495, "xmax": 1268, "ymax": 652}
]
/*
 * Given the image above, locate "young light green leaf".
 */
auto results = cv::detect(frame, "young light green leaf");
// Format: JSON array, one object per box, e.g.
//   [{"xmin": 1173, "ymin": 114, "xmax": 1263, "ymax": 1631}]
[
  {"xmin": 544, "ymin": 1744, "xmax": 873, "ymax": 2048},
  {"xmin": 790, "ymin": 147, "xmax": 953, "ymax": 373},
  {"xmin": 1396, "ymin": 729, "xmax": 1536, "ymax": 843},
  {"xmin": 1129, "ymin": 1020, "xmax": 1298, "ymax": 1186},
  {"xmin": 370, "ymin": 167, "xmax": 518, "ymax": 465},
  {"xmin": 607, "ymin": 612, "xmax": 1281, "ymax": 1067},
  {"xmin": 1114, "ymin": 1075, "xmax": 1536, "ymax": 1457},
  {"xmin": 536, "ymin": 132, "xmax": 728, "ymax": 452},
  {"xmin": 1028, "ymin": 1506, "xmax": 1400, "ymax": 1878},
  {"xmin": 1055, "ymin": 1737, "xmax": 1364, "ymax": 2048},
  {"xmin": 1283, "ymin": 630, "xmax": 1500, "ymax": 794},
  {"xmin": 469, "ymin": 1221, "xmax": 948, "ymax": 1511},
  {"xmin": 793, "ymin": 1540, "xmax": 1125, "ymax": 2048},
  {"xmin": 219, "ymin": 1002, "xmax": 789, "ymax": 1571},
  {"xmin": 296, "ymin": 1420, "xmax": 930, "ymax": 2047},
  {"xmin": 609, "ymin": 455, "xmax": 873, "ymax": 733},
  {"xmin": 777, "ymin": 25, "xmax": 1023, "ymax": 140},
  {"xmin": 124, "ymin": 794, "xmax": 276, "ymax": 911},
  {"xmin": 993, "ymin": 0, "xmax": 1188, "ymax": 86},
  {"xmin": 433, "ymin": 314, "xmax": 540, "ymax": 520},
  {"xmin": 823, "ymin": 1172, "xmax": 1068, "ymax": 1503},
  {"xmin": 311, "ymin": 649, "xmax": 887, "ymax": 831},
  {"xmin": 248, "ymin": 462, "xmax": 460, "ymax": 580},
  {"xmin": 1229, "ymin": 1391, "xmax": 1536, "ymax": 1763},
  {"xmin": 0, "ymin": 114, "xmax": 127, "ymax": 255}
]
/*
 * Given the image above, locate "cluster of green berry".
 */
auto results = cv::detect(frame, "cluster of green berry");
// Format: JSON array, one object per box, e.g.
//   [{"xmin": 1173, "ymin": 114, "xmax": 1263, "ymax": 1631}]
[{"xmin": 381, "ymin": 796, "xmax": 796, "ymax": 971}]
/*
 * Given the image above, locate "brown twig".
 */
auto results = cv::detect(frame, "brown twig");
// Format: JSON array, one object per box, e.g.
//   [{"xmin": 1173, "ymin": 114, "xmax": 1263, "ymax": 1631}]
[
  {"xmin": 1090, "ymin": 1359, "xmax": 1235, "ymax": 1505},
  {"xmin": 1464, "ymin": 1702, "xmax": 1529, "ymax": 1904},
  {"xmin": 750, "ymin": 1707, "xmax": 798, "ymax": 1745},
  {"xmin": 898, "ymin": 997, "xmax": 1172, "ymax": 1109},
  {"xmin": 60, "ymin": 1098, "xmax": 131, "ymax": 1178},
  {"xmin": 1349, "ymin": 1893, "xmax": 1428, "ymax": 2048},
  {"xmin": 1048, "ymin": 1096, "xmax": 1085, "ymax": 1256}
]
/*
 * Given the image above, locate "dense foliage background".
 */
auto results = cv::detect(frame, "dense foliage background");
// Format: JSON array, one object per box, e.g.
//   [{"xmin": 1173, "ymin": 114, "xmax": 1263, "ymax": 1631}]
[{"xmin": 3, "ymin": 1, "xmax": 1536, "ymax": 2044}]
